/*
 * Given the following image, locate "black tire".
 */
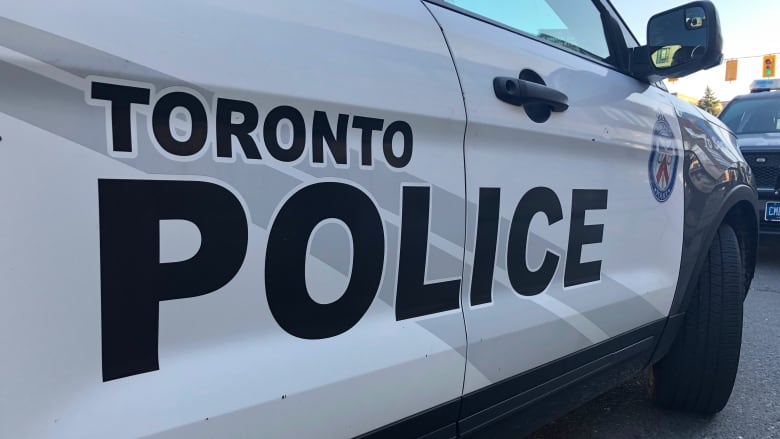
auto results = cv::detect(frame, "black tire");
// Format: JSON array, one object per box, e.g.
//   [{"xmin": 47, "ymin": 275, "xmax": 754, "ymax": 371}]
[{"xmin": 649, "ymin": 223, "xmax": 744, "ymax": 415}]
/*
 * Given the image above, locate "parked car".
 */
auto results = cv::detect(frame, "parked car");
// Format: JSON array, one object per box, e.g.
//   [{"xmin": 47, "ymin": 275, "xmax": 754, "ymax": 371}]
[
  {"xmin": 720, "ymin": 78, "xmax": 780, "ymax": 233},
  {"xmin": 0, "ymin": 1, "xmax": 758, "ymax": 437}
]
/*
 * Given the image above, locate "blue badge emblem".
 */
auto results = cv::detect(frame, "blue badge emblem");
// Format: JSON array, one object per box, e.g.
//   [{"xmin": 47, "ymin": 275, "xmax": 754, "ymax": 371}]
[{"xmin": 648, "ymin": 114, "xmax": 679, "ymax": 203}]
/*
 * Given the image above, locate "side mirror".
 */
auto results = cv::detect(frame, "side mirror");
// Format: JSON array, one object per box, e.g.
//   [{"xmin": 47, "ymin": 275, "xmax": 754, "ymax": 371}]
[{"xmin": 630, "ymin": 1, "xmax": 723, "ymax": 82}]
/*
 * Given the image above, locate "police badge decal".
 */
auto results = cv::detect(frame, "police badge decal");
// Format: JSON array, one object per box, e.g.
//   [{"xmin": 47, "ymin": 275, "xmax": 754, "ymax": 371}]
[{"xmin": 648, "ymin": 113, "xmax": 680, "ymax": 203}]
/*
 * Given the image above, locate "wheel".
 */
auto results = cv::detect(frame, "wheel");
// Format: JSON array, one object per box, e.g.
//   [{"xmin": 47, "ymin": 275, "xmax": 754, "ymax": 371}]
[{"xmin": 649, "ymin": 223, "xmax": 744, "ymax": 414}]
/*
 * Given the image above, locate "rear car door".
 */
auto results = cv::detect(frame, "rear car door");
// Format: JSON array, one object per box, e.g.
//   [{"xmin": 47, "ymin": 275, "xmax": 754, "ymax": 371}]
[
  {"xmin": 424, "ymin": 0, "xmax": 686, "ymax": 431},
  {"xmin": 0, "ymin": 1, "xmax": 468, "ymax": 437}
]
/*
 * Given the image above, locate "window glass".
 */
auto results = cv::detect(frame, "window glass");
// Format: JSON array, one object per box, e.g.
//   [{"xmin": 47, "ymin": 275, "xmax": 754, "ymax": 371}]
[
  {"xmin": 444, "ymin": 0, "xmax": 610, "ymax": 61},
  {"xmin": 720, "ymin": 97, "xmax": 780, "ymax": 134}
]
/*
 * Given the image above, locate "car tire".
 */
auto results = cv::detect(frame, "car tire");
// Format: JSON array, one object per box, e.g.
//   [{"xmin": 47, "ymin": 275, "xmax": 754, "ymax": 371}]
[{"xmin": 648, "ymin": 223, "xmax": 744, "ymax": 415}]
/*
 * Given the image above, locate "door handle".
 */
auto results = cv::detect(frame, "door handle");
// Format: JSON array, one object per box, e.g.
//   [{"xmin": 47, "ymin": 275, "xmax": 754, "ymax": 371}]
[{"xmin": 493, "ymin": 77, "xmax": 569, "ymax": 113}]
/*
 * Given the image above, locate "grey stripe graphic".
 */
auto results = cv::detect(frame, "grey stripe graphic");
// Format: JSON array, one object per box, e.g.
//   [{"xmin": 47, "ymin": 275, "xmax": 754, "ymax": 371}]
[
  {"xmin": 0, "ymin": 16, "xmax": 212, "ymax": 98},
  {"xmin": 0, "ymin": 50, "xmax": 474, "ymax": 351},
  {"xmin": 0, "ymin": 60, "xmax": 104, "ymax": 152},
  {"xmin": 0, "ymin": 18, "xmax": 667, "ymax": 383}
]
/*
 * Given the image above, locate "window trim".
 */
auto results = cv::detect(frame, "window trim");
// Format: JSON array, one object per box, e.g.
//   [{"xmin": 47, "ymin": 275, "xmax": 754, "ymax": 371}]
[
  {"xmin": 602, "ymin": 0, "xmax": 641, "ymax": 48},
  {"xmin": 424, "ymin": 0, "xmax": 633, "ymax": 75}
]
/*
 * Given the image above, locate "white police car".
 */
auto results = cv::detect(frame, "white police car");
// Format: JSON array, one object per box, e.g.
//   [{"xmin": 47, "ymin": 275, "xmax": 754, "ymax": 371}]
[
  {"xmin": 0, "ymin": 1, "xmax": 758, "ymax": 438},
  {"xmin": 720, "ymin": 78, "xmax": 780, "ymax": 233}
]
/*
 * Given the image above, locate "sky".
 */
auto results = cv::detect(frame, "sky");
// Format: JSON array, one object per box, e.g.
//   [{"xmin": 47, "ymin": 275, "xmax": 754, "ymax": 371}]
[{"xmin": 611, "ymin": 0, "xmax": 780, "ymax": 102}]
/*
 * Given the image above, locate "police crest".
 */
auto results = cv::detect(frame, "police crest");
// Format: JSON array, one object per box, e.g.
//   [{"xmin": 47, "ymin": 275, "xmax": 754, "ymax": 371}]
[{"xmin": 648, "ymin": 113, "xmax": 680, "ymax": 202}]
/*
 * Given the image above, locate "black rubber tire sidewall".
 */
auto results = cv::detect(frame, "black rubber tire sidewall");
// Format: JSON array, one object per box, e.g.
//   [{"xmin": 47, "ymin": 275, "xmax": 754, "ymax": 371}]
[{"xmin": 650, "ymin": 223, "xmax": 744, "ymax": 414}]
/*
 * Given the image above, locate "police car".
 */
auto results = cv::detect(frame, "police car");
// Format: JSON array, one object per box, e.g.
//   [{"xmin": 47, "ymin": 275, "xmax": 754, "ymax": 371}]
[
  {"xmin": 720, "ymin": 78, "xmax": 780, "ymax": 233},
  {"xmin": 0, "ymin": 1, "xmax": 758, "ymax": 438}
]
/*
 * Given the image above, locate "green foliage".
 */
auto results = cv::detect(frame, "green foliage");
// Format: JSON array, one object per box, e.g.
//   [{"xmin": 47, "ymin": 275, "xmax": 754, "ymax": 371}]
[{"xmin": 697, "ymin": 86, "xmax": 721, "ymax": 115}]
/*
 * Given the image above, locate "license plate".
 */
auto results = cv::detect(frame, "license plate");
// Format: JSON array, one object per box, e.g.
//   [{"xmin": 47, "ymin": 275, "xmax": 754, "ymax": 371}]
[{"xmin": 766, "ymin": 202, "xmax": 780, "ymax": 221}]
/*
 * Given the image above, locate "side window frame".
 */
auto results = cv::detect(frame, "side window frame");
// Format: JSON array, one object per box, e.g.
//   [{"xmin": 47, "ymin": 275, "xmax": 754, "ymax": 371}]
[
  {"xmin": 425, "ymin": 0, "xmax": 634, "ymax": 74},
  {"xmin": 602, "ymin": 0, "xmax": 641, "ymax": 49},
  {"xmin": 600, "ymin": 1, "xmax": 670, "ymax": 89}
]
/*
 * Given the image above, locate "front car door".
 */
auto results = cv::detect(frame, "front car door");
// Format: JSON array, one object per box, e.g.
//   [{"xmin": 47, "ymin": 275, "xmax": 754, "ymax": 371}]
[{"xmin": 424, "ymin": 0, "xmax": 686, "ymax": 432}]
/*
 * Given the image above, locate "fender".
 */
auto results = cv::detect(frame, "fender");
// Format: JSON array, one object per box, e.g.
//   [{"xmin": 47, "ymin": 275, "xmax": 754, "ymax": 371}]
[
  {"xmin": 650, "ymin": 184, "xmax": 757, "ymax": 365},
  {"xmin": 671, "ymin": 183, "xmax": 758, "ymax": 317},
  {"xmin": 649, "ymin": 102, "xmax": 759, "ymax": 365}
]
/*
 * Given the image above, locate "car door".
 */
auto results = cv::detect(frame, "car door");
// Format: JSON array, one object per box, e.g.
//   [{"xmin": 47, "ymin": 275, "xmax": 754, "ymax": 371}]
[
  {"xmin": 0, "ymin": 1, "xmax": 467, "ymax": 437},
  {"xmin": 424, "ymin": 0, "xmax": 685, "ymax": 430}
]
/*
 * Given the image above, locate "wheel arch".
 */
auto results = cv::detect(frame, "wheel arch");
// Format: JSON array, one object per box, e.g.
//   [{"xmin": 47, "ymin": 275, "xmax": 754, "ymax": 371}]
[
  {"xmin": 672, "ymin": 184, "xmax": 758, "ymax": 316},
  {"xmin": 723, "ymin": 198, "xmax": 758, "ymax": 298},
  {"xmin": 649, "ymin": 183, "xmax": 757, "ymax": 366}
]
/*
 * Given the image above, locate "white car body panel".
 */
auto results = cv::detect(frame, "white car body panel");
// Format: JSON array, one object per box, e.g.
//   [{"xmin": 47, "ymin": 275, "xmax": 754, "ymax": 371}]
[{"xmin": 425, "ymin": 3, "xmax": 684, "ymax": 394}]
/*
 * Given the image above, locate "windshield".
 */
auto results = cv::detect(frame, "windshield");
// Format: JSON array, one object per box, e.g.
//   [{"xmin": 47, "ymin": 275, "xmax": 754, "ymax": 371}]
[{"xmin": 719, "ymin": 95, "xmax": 780, "ymax": 134}]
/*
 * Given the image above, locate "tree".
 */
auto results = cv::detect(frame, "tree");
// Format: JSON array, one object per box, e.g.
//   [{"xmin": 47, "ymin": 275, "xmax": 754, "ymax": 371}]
[{"xmin": 697, "ymin": 86, "xmax": 722, "ymax": 115}]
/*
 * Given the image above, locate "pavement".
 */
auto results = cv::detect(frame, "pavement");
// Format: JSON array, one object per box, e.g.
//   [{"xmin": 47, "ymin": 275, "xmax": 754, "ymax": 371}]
[{"xmin": 528, "ymin": 235, "xmax": 780, "ymax": 439}]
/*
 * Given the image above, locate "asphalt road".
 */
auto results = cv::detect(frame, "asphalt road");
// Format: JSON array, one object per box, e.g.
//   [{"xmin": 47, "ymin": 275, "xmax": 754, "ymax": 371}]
[{"xmin": 529, "ymin": 235, "xmax": 780, "ymax": 439}]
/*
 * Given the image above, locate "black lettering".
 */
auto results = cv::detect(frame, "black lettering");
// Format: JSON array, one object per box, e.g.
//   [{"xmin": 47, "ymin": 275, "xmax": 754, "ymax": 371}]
[
  {"xmin": 263, "ymin": 105, "xmax": 306, "ymax": 162},
  {"xmin": 470, "ymin": 188, "xmax": 500, "ymax": 306},
  {"xmin": 312, "ymin": 111, "xmax": 348, "ymax": 165},
  {"xmin": 98, "ymin": 179, "xmax": 248, "ymax": 381},
  {"xmin": 216, "ymin": 98, "xmax": 261, "ymax": 159},
  {"xmin": 266, "ymin": 182, "xmax": 384, "ymax": 339},
  {"xmin": 90, "ymin": 82, "xmax": 150, "ymax": 153},
  {"xmin": 564, "ymin": 189, "xmax": 608, "ymax": 287},
  {"xmin": 382, "ymin": 121, "xmax": 413, "ymax": 168},
  {"xmin": 507, "ymin": 187, "xmax": 562, "ymax": 296},
  {"xmin": 396, "ymin": 186, "xmax": 461, "ymax": 320},
  {"xmin": 352, "ymin": 116, "xmax": 384, "ymax": 167},
  {"xmin": 152, "ymin": 92, "xmax": 209, "ymax": 156}
]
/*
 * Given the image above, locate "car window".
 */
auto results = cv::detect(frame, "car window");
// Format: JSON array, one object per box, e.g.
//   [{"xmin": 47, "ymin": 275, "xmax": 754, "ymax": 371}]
[
  {"xmin": 442, "ymin": 0, "xmax": 611, "ymax": 61},
  {"xmin": 720, "ymin": 96, "xmax": 780, "ymax": 134}
]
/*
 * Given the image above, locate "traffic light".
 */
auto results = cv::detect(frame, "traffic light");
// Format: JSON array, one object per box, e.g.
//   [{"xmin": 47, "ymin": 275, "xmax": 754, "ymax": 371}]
[
  {"xmin": 763, "ymin": 54, "xmax": 776, "ymax": 78},
  {"xmin": 725, "ymin": 59, "xmax": 738, "ymax": 81}
]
